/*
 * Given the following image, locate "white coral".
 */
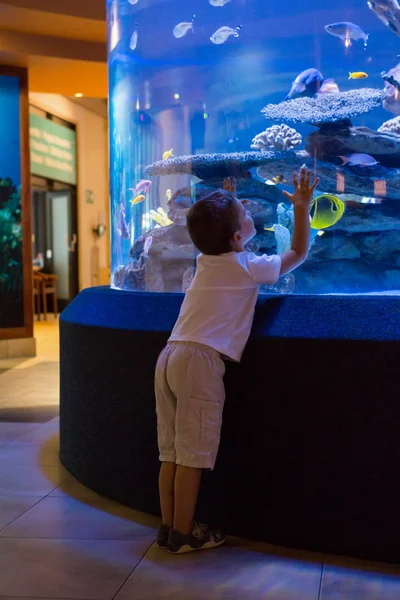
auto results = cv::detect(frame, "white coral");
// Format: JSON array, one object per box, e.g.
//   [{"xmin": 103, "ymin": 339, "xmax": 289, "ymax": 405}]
[
  {"xmin": 251, "ymin": 124, "xmax": 302, "ymax": 152},
  {"xmin": 378, "ymin": 115, "xmax": 400, "ymax": 136}
]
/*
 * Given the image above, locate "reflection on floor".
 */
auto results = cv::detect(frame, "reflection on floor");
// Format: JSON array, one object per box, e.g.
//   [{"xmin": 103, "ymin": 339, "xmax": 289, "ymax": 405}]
[{"xmin": 0, "ymin": 318, "xmax": 400, "ymax": 599}]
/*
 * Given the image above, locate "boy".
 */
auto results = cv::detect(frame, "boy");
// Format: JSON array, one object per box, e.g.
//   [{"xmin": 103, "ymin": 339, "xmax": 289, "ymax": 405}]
[{"xmin": 155, "ymin": 166, "xmax": 319, "ymax": 554}]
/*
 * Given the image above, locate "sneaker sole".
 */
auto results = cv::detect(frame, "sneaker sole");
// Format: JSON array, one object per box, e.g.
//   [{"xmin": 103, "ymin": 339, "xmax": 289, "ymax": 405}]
[{"xmin": 168, "ymin": 538, "xmax": 226, "ymax": 555}]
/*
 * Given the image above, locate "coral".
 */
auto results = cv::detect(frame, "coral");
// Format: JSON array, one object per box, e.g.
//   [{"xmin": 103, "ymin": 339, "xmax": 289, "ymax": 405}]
[
  {"xmin": 251, "ymin": 124, "xmax": 302, "ymax": 152},
  {"xmin": 149, "ymin": 207, "xmax": 172, "ymax": 226},
  {"xmin": 382, "ymin": 63, "xmax": 400, "ymax": 114},
  {"xmin": 378, "ymin": 115, "xmax": 400, "ymax": 135},
  {"xmin": 195, "ymin": 178, "xmax": 283, "ymax": 205},
  {"xmin": 381, "ymin": 71, "xmax": 400, "ymax": 93},
  {"xmin": 256, "ymin": 149, "xmax": 400, "ymax": 201},
  {"xmin": 262, "ymin": 89, "xmax": 385, "ymax": 125},
  {"xmin": 273, "ymin": 223, "xmax": 291, "ymax": 254},
  {"xmin": 144, "ymin": 151, "xmax": 278, "ymax": 179},
  {"xmin": 368, "ymin": 0, "xmax": 400, "ymax": 37},
  {"xmin": 306, "ymin": 124, "xmax": 400, "ymax": 167}
]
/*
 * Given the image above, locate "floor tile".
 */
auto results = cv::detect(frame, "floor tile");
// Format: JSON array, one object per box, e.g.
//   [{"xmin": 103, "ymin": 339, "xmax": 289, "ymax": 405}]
[
  {"xmin": 0, "ymin": 423, "xmax": 40, "ymax": 447},
  {"xmin": 115, "ymin": 540, "xmax": 323, "ymax": 600},
  {"xmin": 49, "ymin": 474, "xmax": 105, "ymax": 499},
  {"xmin": 0, "ymin": 496, "xmax": 42, "ymax": 530},
  {"xmin": 1, "ymin": 496, "xmax": 159, "ymax": 540},
  {"xmin": 0, "ymin": 463, "xmax": 67, "ymax": 496},
  {"xmin": 320, "ymin": 556, "xmax": 400, "ymax": 599},
  {"xmin": 11, "ymin": 425, "xmax": 59, "ymax": 444},
  {"xmin": 0, "ymin": 436, "xmax": 60, "ymax": 466},
  {"xmin": 0, "ymin": 598, "xmax": 77, "ymax": 600},
  {"xmin": 0, "ymin": 537, "xmax": 146, "ymax": 599}
]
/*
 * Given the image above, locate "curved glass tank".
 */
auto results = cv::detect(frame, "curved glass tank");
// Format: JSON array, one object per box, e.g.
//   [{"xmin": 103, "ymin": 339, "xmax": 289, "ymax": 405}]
[{"xmin": 108, "ymin": 0, "xmax": 400, "ymax": 295}]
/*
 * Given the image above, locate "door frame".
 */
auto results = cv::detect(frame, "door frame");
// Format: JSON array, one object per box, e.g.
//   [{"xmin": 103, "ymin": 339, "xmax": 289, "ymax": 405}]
[{"xmin": 31, "ymin": 177, "xmax": 79, "ymax": 307}]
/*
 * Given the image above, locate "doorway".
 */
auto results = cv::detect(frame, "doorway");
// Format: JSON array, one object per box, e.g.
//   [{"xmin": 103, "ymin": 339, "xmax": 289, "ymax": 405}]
[{"xmin": 32, "ymin": 177, "xmax": 79, "ymax": 311}]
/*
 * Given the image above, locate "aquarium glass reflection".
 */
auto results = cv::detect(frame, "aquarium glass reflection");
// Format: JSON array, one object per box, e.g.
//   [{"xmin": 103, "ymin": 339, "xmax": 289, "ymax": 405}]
[{"xmin": 108, "ymin": 0, "xmax": 400, "ymax": 295}]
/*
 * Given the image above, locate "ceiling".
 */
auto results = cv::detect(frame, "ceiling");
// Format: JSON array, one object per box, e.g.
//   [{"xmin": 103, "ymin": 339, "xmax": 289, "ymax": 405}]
[{"xmin": 0, "ymin": 0, "xmax": 107, "ymax": 97}]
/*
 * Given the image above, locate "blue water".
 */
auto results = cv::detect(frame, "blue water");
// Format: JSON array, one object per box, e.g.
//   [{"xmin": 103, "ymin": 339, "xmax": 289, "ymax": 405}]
[{"xmin": 108, "ymin": 0, "xmax": 400, "ymax": 294}]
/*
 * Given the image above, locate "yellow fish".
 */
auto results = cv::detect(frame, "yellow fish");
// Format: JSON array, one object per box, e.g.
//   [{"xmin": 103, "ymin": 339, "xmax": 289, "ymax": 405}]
[
  {"xmin": 166, "ymin": 189, "xmax": 172, "ymax": 201},
  {"xmin": 130, "ymin": 194, "xmax": 145, "ymax": 207},
  {"xmin": 310, "ymin": 194, "xmax": 345, "ymax": 229},
  {"xmin": 264, "ymin": 226, "xmax": 275, "ymax": 232},
  {"xmin": 162, "ymin": 148, "xmax": 174, "ymax": 160},
  {"xmin": 272, "ymin": 174, "xmax": 287, "ymax": 184},
  {"xmin": 349, "ymin": 71, "xmax": 368, "ymax": 79}
]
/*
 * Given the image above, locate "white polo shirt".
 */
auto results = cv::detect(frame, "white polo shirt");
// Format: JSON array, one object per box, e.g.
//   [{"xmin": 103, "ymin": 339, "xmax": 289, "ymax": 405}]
[{"xmin": 169, "ymin": 251, "xmax": 281, "ymax": 362}]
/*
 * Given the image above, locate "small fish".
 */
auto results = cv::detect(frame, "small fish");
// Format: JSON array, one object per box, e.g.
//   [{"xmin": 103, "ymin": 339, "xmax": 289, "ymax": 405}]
[
  {"xmin": 117, "ymin": 204, "xmax": 131, "ymax": 239},
  {"xmin": 162, "ymin": 148, "xmax": 174, "ymax": 160},
  {"xmin": 128, "ymin": 0, "xmax": 139, "ymax": 4},
  {"xmin": 272, "ymin": 174, "xmax": 286, "ymax": 184},
  {"xmin": 143, "ymin": 236, "xmax": 152, "ymax": 256},
  {"xmin": 210, "ymin": 0, "xmax": 232, "ymax": 5},
  {"xmin": 227, "ymin": 136, "xmax": 239, "ymax": 144},
  {"xmin": 166, "ymin": 189, "xmax": 172, "ymax": 201},
  {"xmin": 285, "ymin": 68, "xmax": 324, "ymax": 100},
  {"xmin": 132, "ymin": 180, "xmax": 152, "ymax": 195},
  {"xmin": 325, "ymin": 22, "xmax": 369, "ymax": 48},
  {"xmin": 170, "ymin": 195, "xmax": 194, "ymax": 208},
  {"xmin": 349, "ymin": 71, "xmax": 368, "ymax": 79},
  {"xmin": 318, "ymin": 78, "xmax": 340, "ymax": 94},
  {"xmin": 130, "ymin": 23, "xmax": 138, "ymax": 50},
  {"xmin": 210, "ymin": 25, "xmax": 242, "ymax": 45},
  {"xmin": 339, "ymin": 153, "xmax": 379, "ymax": 167},
  {"xmin": 264, "ymin": 226, "xmax": 275, "ymax": 232},
  {"xmin": 130, "ymin": 194, "xmax": 145, "ymax": 206},
  {"xmin": 309, "ymin": 194, "xmax": 345, "ymax": 230},
  {"xmin": 173, "ymin": 15, "xmax": 195, "ymax": 39}
]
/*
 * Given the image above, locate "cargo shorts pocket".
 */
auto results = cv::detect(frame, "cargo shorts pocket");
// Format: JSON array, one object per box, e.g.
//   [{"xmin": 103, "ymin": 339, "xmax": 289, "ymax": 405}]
[{"xmin": 184, "ymin": 398, "xmax": 224, "ymax": 454}]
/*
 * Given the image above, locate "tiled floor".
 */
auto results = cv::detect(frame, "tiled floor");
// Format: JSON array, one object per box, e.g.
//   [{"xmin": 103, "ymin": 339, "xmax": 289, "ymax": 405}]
[{"xmin": 1, "ymin": 318, "xmax": 400, "ymax": 598}]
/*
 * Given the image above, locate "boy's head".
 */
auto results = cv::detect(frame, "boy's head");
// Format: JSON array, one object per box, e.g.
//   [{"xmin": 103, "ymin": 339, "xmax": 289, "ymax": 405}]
[{"xmin": 187, "ymin": 190, "xmax": 256, "ymax": 255}]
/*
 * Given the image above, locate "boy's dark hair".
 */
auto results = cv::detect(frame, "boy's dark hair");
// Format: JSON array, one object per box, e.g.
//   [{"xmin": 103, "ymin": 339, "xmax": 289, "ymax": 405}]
[{"xmin": 186, "ymin": 190, "xmax": 241, "ymax": 255}]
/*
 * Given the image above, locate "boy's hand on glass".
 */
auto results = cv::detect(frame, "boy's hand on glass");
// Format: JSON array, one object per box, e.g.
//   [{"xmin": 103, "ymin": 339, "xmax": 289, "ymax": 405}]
[
  {"xmin": 223, "ymin": 177, "xmax": 236, "ymax": 194},
  {"xmin": 282, "ymin": 166, "xmax": 319, "ymax": 208}
]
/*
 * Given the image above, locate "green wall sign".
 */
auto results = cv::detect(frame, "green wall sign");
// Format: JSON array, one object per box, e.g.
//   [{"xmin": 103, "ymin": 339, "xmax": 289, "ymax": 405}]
[{"xmin": 29, "ymin": 113, "xmax": 77, "ymax": 185}]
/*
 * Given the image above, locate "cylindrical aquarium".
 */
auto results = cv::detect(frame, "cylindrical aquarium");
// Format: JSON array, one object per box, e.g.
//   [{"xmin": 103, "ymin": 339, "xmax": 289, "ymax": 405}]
[{"xmin": 108, "ymin": 0, "xmax": 400, "ymax": 295}]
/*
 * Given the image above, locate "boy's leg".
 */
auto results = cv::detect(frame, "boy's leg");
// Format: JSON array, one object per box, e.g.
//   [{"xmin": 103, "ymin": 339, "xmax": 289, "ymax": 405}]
[
  {"xmin": 173, "ymin": 465, "xmax": 202, "ymax": 534},
  {"xmin": 166, "ymin": 344, "xmax": 226, "ymax": 553},
  {"xmin": 154, "ymin": 344, "xmax": 177, "ymax": 547},
  {"xmin": 159, "ymin": 461, "xmax": 177, "ymax": 528}
]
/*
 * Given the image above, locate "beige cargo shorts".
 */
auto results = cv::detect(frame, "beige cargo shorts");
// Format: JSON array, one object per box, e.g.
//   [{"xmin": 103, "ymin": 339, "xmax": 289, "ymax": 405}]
[{"xmin": 154, "ymin": 341, "xmax": 226, "ymax": 470}]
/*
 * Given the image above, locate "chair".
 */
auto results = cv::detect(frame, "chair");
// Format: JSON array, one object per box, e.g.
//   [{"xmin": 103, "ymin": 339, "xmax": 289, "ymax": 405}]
[
  {"xmin": 33, "ymin": 274, "xmax": 42, "ymax": 320},
  {"xmin": 40, "ymin": 273, "xmax": 58, "ymax": 320}
]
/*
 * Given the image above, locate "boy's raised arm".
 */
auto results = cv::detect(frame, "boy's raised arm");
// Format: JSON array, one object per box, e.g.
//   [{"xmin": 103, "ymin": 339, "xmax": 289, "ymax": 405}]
[{"xmin": 279, "ymin": 167, "xmax": 319, "ymax": 277}]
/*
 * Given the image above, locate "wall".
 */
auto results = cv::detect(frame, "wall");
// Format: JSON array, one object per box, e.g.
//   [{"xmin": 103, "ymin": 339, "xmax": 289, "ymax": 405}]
[{"xmin": 29, "ymin": 92, "xmax": 109, "ymax": 290}]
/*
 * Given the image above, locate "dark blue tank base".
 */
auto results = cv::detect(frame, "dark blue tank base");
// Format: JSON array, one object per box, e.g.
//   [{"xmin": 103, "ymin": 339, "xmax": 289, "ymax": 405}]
[{"xmin": 60, "ymin": 287, "xmax": 400, "ymax": 564}]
